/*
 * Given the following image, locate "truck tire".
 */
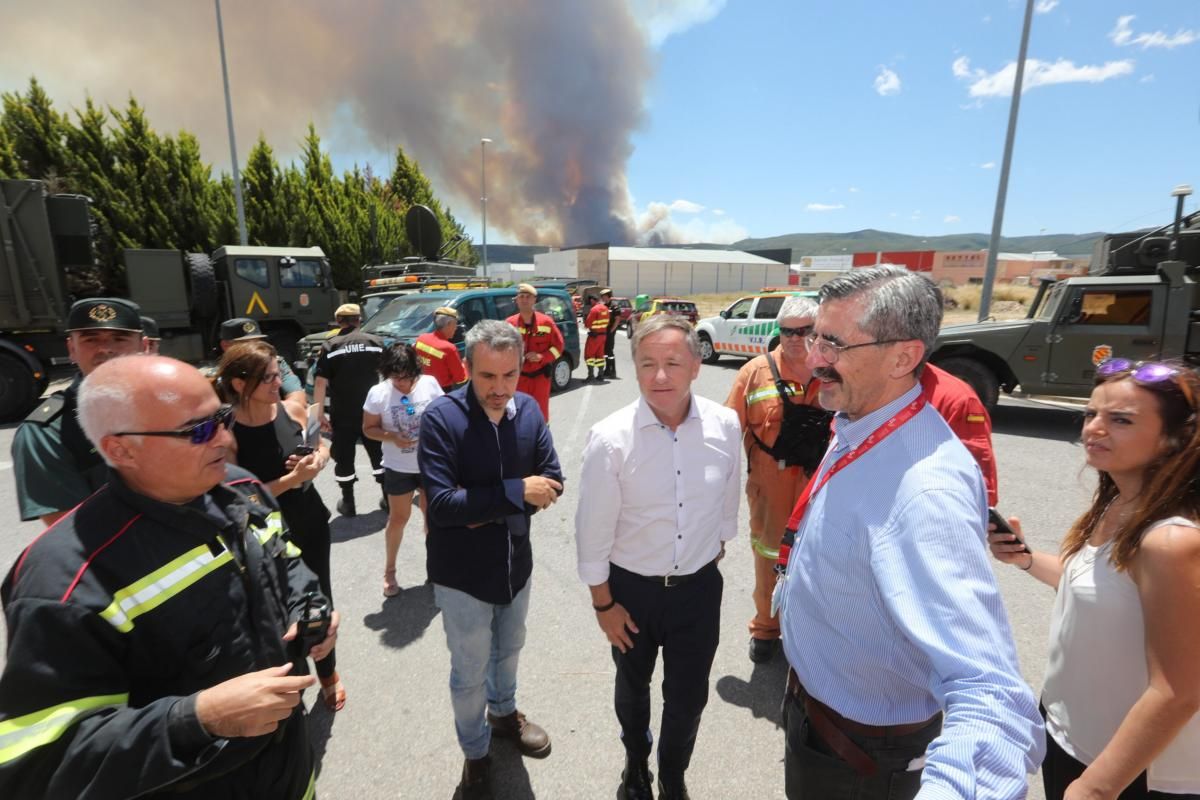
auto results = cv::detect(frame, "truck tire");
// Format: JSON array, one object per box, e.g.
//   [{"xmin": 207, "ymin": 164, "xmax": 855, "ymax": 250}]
[
  {"xmin": 187, "ymin": 253, "xmax": 219, "ymax": 320},
  {"xmin": 698, "ymin": 333, "xmax": 720, "ymax": 364},
  {"xmin": 551, "ymin": 355, "xmax": 572, "ymax": 392},
  {"xmin": 0, "ymin": 354, "xmax": 38, "ymax": 422},
  {"xmin": 936, "ymin": 357, "xmax": 1000, "ymax": 412}
]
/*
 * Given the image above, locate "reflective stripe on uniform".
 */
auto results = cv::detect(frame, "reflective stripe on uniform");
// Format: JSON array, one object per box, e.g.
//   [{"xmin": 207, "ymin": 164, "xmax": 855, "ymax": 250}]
[
  {"xmin": 746, "ymin": 381, "xmax": 799, "ymax": 406},
  {"xmin": 99, "ymin": 544, "xmax": 233, "ymax": 633},
  {"xmin": 0, "ymin": 693, "xmax": 128, "ymax": 765},
  {"xmin": 415, "ymin": 341, "xmax": 444, "ymax": 360},
  {"xmin": 548, "ymin": 347, "xmax": 561, "ymax": 359},
  {"xmin": 536, "ymin": 325, "xmax": 552, "ymax": 334},
  {"xmin": 300, "ymin": 769, "xmax": 317, "ymax": 800},
  {"xmin": 252, "ymin": 512, "xmax": 301, "ymax": 558}
]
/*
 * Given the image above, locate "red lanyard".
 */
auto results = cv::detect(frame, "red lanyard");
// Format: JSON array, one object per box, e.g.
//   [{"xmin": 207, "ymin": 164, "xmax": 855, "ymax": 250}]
[{"xmin": 775, "ymin": 394, "xmax": 927, "ymax": 573}]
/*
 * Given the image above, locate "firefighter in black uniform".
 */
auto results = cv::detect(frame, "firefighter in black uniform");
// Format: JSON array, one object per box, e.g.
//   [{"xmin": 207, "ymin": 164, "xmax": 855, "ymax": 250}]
[
  {"xmin": 602, "ymin": 289, "xmax": 620, "ymax": 379},
  {"xmin": 313, "ymin": 303, "xmax": 386, "ymax": 516},
  {"xmin": 11, "ymin": 297, "xmax": 144, "ymax": 525},
  {"xmin": 0, "ymin": 355, "xmax": 336, "ymax": 800}
]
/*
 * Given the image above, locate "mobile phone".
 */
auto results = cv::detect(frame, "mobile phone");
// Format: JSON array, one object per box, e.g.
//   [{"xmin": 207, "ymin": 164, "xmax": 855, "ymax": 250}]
[
  {"xmin": 292, "ymin": 444, "xmax": 315, "ymax": 457},
  {"xmin": 988, "ymin": 508, "xmax": 1030, "ymax": 553}
]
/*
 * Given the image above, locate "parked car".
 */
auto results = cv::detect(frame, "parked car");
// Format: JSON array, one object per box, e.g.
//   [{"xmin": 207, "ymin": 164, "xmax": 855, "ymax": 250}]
[
  {"xmin": 694, "ymin": 291, "xmax": 817, "ymax": 364},
  {"xmin": 610, "ymin": 297, "xmax": 634, "ymax": 331},
  {"xmin": 629, "ymin": 297, "xmax": 699, "ymax": 334}
]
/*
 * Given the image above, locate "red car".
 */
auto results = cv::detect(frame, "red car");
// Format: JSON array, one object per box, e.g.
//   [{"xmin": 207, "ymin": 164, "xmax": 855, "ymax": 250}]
[{"xmin": 610, "ymin": 297, "xmax": 634, "ymax": 330}]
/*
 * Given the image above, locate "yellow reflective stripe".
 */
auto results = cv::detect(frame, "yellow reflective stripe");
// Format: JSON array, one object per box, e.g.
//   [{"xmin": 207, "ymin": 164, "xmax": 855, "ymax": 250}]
[
  {"xmin": 751, "ymin": 536, "xmax": 780, "ymax": 560},
  {"xmin": 300, "ymin": 769, "xmax": 316, "ymax": 800},
  {"xmin": 536, "ymin": 325, "xmax": 552, "ymax": 334},
  {"xmin": 548, "ymin": 347, "xmax": 561, "ymax": 359},
  {"xmin": 0, "ymin": 693, "xmax": 128, "ymax": 765},
  {"xmin": 252, "ymin": 512, "xmax": 301, "ymax": 557},
  {"xmin": 747, "ymin": 385, "xmax": 781, "ymax": 405},
  {"xmin": 415, "ymin": 341, "xmax": 445, "ymax": 360},
  {"xmin": 99, "ymin": 544, "xmax": 233, "ymax": 633}
]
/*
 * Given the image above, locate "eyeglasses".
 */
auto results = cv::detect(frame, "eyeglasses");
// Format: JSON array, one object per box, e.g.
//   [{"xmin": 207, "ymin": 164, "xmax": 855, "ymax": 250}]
[
  {"xmin": 803, "ymin": 332, "xmax": 908, "ymax": 364},
  {"xmin": 260, "ymin": 371, "xmax": 282, "ymax": 385},
  {"xmin": 778, "ymin": 325, "xmax": 813, "ymax": 338},
  {"xmin": 1096, "ymin": 358, "xmax": 1195, "ymax": 406},
  {"xmin": 114, "ymin": 404, "xmax": 235, "ymax": 445}
]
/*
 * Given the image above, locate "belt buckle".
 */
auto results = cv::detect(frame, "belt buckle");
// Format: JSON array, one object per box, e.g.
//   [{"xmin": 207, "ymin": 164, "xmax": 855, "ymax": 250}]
[{"xmin": 663, "ymin": 574, "xmax": 678, "ymax": 588}]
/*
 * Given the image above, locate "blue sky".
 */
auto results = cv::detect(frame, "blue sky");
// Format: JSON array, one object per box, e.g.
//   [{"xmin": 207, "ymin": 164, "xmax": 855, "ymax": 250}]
[{"xmin": 621, "ymin": 0, "xmax": 1199, "ymax": 243}]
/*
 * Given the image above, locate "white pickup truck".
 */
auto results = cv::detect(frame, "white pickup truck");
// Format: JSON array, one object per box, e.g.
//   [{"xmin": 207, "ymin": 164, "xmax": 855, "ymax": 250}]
[{"xmin": 695, "ymin": 291, "xmax": 815, "ymax": 364}]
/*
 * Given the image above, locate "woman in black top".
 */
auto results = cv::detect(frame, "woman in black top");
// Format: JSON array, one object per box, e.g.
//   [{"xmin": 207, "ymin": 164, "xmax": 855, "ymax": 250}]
[{"xmin": 216, "ymin": 340, "xmax": 346, "ymax": 712}]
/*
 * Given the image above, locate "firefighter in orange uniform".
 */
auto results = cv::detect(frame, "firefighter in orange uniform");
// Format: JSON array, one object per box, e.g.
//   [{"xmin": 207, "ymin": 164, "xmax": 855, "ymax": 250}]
[
  {"xmin": 725, "ymin": 296, "xmax": 824, "ymax": 664},
  {"xmin": 921, "ymin": 363, "xmax": 999, "ymax": 506},
  {"xmin": 506, "ymin": 283, "xmax": 565, "ymax": 421},
  {"xmin": 415, "ymin": 306, "xmax": 468, "ymax": 392},
  {"xmin": 583, "ymin": 290, "xmax": 611, "ymax": 383}
]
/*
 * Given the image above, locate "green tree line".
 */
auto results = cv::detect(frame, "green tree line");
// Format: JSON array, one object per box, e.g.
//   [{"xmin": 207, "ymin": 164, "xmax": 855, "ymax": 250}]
[{"xmin": 0, "ymin": 78, "xmax": 475, "ymax": 291}]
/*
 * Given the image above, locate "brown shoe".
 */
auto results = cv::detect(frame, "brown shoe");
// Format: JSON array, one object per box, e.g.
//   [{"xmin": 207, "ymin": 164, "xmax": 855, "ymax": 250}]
[
  {"xmin": 487, "ymin": 710, "xmax": 551, "ymax": 758},
  {"xmin": 458, "ymin": 756, "xmax": 493, "ymax": 800}
]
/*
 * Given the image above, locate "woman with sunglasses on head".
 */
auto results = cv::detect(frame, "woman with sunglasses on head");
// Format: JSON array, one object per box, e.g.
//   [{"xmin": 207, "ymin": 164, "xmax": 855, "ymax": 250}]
[
  {"xmin": 990, "ymin": 358, "xmax": 1200, "ymax": 799},
  {"xmin": 362, "ymin": 342, "xmax": 443, "ymax": 597},
  {"xmin": 215, "ymin": 341, "xmax": 346, "ymax": 712}
]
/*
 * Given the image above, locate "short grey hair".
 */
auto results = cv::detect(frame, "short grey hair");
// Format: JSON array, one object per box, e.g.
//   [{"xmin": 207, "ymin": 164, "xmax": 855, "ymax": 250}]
[
  {"xmin": 819, "ymin": 266, "xmax": 943, "ymax": 364},
  {"xmin": 464, "ymin": 319, "xmax": 524, "ymax": 365},
  {"xmin": 630, "ymin": 314, "xmax": 700, "ymax": 360},
  {"xmin": 777, "ymin": 295, "xmax": 818, "ymax": 324},
  {"xmin": 434, "ymin": 313, "xmax": 457, "ymax": 332}
]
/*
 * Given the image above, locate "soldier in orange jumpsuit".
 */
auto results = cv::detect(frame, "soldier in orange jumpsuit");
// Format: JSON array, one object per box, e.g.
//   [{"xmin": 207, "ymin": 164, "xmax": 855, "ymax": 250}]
[
  {"xmin": 921, "ymin": 363, "xmax": 999, "ymax": 506},
  {"xmin": 584, "ymin": 291, "xmax": 611, "ymax": 383},
  {"xmin": 415, "ymin": 306, "xmax": 467, "ymax": 391},
  {"xmin": 725, "ymin": 296, "xmax": 823, "ymax": 663},
  {"xmin": 506, "ymin": 283, "xmax": 565, "ymax": 421}
]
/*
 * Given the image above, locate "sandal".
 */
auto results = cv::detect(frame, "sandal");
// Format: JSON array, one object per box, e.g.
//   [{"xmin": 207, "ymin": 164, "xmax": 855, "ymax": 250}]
[
  {"xmin": 319, "ymin": 671, "xmax": 346, "ymax": 712},
  {"xmin": 383, "ymin": 569, "xmax": 400, "ymax": 598}
]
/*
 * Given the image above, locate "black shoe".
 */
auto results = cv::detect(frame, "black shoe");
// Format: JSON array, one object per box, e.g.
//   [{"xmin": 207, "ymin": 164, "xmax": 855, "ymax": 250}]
[
  {"xmin": 620, "ymin": 757, "xmax": 654, "ymax": 800},
  {"xmin": 336, "ymin": 498, "xmax": 356, "ymax": 517},
  {"xmin": 657, "ymin": 775, "xmax": 690, "ymax": 800},
  {"xmin": 458, "ymin": 756, "xmax": 493, "ymax": 800},
  {"xmin": 748, "ymin": 637, "xmax": 778, "ymax": 664}
]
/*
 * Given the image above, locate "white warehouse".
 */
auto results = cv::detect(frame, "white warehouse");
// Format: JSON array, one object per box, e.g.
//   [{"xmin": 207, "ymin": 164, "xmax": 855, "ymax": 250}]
[{"xmin": 533, "ymin": 245, "xmax": 788, "ymax": 297}]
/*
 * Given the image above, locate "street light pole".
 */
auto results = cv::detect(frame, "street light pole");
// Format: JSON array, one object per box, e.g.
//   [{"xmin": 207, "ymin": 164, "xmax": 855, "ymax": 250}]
[
  {"xmin": 979, "ymin": 0, "xmax": 1034, "ymax": 321},
  {"xmin": 214, "ymin": 0, "xmax": 248, "ymax": 245},
  {"xmin": 480, "ymin": 137, "xmax": 492, "ymax": 277}
]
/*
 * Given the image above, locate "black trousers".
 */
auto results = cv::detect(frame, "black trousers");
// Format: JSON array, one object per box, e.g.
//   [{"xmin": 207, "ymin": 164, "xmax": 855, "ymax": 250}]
[
  {"xmin": 1042, "ymin": 724, "xmax": 1198, "ymax": 800},
  {"xmin": 279, "ymin": 486, "xmax": 336, "ymax": 678},
  {"xmin": 783, "ymin": 690, "xmax": 940, "ymax": 800},
  {"xmin": 608, "ymin": 561, "xmax": 722, "ymax": 783},
  {"xmin": 330, "ymin": 415, "xmax": 383, "ymax": 488}
]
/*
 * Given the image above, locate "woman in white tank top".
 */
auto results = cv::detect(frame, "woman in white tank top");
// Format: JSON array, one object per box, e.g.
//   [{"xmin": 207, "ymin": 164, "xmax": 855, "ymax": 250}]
[{"xmin": 989, "ymin": 358, "xmax": 1200, "ymax": 799}]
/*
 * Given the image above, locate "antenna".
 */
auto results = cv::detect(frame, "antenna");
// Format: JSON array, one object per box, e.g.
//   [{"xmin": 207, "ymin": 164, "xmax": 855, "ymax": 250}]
[{"xmin": 405, "ymin": 205, "xmax": 443, "ymax": 261}]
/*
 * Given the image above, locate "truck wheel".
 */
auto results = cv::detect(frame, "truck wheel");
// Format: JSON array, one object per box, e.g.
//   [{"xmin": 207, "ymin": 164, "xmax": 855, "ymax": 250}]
[
  {"xmin": 0, "ymin": 355, "xmax": 38, "ymax": 422},
  {"xmin": 551, "ymin": 356, "xmax": 573, "ymax": 392},
  {"xmin": 937, "ymin": 357, "xmax": 1000, "ymax": 412},
  {"xmin": 698, "ymin": 333, "xmax": 720, "ymax": 364},
  {"xmin": 187, "ymin": 253, "xmax": 219, "ymax": 320}
]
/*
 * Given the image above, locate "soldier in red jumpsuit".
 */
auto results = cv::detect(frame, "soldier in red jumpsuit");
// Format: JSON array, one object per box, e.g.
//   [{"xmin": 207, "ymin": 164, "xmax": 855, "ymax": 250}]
[
  {"xmin": 506, "ymin": 283, "xmax": 565, "ymax": 421},
  {"xmin": 584, "ymin": 291, "xmax": 611, "ymax": 383},
  {"xmin": 922, "ymin": 363, "xmax": 999, "ymax": 506}
]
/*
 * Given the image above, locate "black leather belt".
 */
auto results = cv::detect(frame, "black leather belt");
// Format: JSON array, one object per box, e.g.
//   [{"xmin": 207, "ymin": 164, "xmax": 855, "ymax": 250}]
[{"xmin": 612, "ymin": 559, "xmax": 717, "ymax": 588}]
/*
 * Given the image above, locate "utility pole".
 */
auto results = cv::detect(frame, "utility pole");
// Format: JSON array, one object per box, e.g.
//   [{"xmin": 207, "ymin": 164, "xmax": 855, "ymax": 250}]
[
  {"xmin": 979, "ymin": 0, "xmax": 1034, "ymax": 321},
  {"xmin": 215, "ymin": 0, "xmax": 248, "ymax": 245}
]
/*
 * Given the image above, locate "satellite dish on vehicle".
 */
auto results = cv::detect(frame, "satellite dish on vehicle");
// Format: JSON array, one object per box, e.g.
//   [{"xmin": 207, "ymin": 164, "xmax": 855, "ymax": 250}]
[{"xmin": 406, "ymin": 205, "xmax": 443, "ymax": 261}]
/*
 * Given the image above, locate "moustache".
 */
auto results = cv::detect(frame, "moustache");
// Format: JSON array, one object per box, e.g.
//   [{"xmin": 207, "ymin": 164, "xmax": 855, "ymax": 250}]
[{"xmin": 813, "ymin": 366, "xmax": 841, "ymax": 382}]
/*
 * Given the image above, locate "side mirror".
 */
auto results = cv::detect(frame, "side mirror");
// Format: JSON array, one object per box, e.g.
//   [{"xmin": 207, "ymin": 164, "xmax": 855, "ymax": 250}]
[{"xmin": 719, "ymin": 309, "xmax": 729, "ymax": 319}]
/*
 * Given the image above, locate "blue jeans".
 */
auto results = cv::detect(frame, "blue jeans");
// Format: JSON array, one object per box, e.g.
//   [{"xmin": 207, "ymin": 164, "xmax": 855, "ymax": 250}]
[{"xmin": 434, "ymin": 582, "xmax": 531, "ymax": 759}]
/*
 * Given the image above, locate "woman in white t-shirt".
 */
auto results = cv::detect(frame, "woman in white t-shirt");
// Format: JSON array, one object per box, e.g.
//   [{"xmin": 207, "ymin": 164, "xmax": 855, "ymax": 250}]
[
  {"xmin": 363, "ymin": 342, "xmax": 443, "ymax": 597},
  {"xmin": 990, "ymin": 358, "xmax": 1200, "ymax": 799}
]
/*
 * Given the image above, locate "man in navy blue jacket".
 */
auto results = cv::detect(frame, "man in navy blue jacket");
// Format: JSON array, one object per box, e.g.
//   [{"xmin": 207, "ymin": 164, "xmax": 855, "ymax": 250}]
[{"xmin": 418, "ymin": 319, "xmax": 564, "ymax": 800}]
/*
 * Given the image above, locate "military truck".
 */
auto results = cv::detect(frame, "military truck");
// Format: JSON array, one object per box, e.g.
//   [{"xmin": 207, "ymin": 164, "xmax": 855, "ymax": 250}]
[
  {"xmin": 929, "ymin": 185, "xmax": 1199, "ymax": 410},
  {"xmin": 0, "ymin": 178, "xmax": 341, "ymax": 420}
]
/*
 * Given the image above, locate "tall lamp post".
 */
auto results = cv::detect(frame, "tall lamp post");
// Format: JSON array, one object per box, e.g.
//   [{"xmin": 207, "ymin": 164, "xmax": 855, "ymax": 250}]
[
  {"xmin": 214, "ymin": 0, "xmax": 247, "ymax": 245},
  {"xmin": 480, "ymin": 137, "xmax": 492, "ymax": 277}
]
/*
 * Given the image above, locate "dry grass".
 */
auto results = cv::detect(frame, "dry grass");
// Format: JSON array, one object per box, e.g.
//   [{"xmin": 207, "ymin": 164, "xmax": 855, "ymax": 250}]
[
  {"xmin": 686, "ymin": 292, "xmax": 752, "ymax": 319},
  {"xmin": 945, "ymin": 283, "xmax": 1037, "ymax": 311}
]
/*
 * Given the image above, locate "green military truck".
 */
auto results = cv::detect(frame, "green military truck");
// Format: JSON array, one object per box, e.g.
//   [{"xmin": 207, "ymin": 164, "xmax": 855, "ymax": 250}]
[
  {"xmin": 0, "ymin": 178, "xmax": 340, "ymax": 420},
  {"xmin": 929, "ymin": 187, "xmax": 1199, "ymax": 411}
]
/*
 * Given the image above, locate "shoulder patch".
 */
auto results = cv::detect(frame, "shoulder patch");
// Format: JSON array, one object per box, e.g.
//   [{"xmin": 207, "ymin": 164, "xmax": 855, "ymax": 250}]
[
  {"xmin": 966, "ymin": 414, "xmax": 987, "ymax": 424},
  {"xmin": 23, "ymin": 393, "xmax": 66, "ymax": 425}
]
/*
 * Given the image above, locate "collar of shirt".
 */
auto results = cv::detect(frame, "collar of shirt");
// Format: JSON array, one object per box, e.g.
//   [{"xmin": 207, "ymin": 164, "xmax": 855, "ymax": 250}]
[
  {"xmin": 634, "ymin": 394, "xmax": 700, "ymax": 431},
  {"xmin": 831, "ymin": 381, "xmax": 922, "ymax": 454},
  {"xmin": 463, "ymin": 384, "xmax": 518, "ymax": 423}
]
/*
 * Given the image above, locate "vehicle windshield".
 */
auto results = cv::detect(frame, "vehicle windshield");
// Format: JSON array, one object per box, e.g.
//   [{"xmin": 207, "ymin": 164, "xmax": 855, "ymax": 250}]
[
  {"xmin": 662, "ymin": 302, "xmax": 696, "ymax": 313},
  {"xmin": 363, "ymin": 296, "xmax": 452, "ymax": 338},
  {"xmin": 361, "ymin": 293, "xmax": 408, "ymax": 322}
]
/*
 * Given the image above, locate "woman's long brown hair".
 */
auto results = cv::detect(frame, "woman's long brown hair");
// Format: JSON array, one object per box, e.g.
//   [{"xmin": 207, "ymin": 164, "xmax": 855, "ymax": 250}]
[
  {"xmin": 1062, "ymin": 362, "xmax": 1200, "ymax": 570},
  {"xmin": 214, "ymin": 340, "xmax": 278, "ymax": 408}
]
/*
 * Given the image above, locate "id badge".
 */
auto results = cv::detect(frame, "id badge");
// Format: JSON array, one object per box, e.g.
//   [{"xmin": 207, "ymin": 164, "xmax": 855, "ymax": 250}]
[{"xmin": 770, "ymin": 573, "xmax": 786, "ymax": 618}]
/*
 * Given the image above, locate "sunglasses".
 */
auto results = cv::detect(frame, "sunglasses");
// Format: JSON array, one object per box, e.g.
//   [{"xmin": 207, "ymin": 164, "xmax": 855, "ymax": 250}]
[
  {"xmin": 778, "ymin": 325, "xmax": 813, "ymax": 338},
  {"xmin": 1096, "ymin": 358, "xmax": 1195, "ymax": 406},
  {"xmin": 114, "ymin": 404, "xmax": 235, "ymax": 445},
  {"xmin": 400, "ymin": 396, "xmax": 415, "ymax": 416}
]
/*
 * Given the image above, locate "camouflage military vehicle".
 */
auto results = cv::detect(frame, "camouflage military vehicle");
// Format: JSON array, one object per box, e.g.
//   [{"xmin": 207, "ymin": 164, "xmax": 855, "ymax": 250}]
[
  {"xmin": 929, "ymin": 186, "xmax": 1199, "ymax": 410},
  {"xmin": 0, "ymin": 178, "xmax": 341, "ymax": 420}
]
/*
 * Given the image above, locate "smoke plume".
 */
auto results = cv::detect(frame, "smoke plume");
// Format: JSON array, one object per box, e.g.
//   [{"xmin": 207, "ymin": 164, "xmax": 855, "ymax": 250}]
[{"xmin": 0, "ymin": 0, "xmax": 729, "ymax": 246}]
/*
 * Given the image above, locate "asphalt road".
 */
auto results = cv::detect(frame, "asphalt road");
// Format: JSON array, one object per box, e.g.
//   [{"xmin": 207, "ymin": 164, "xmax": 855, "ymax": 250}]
[{"xmin": 0, "ymin": 331, "xmax": 1092, "ymax": 799}]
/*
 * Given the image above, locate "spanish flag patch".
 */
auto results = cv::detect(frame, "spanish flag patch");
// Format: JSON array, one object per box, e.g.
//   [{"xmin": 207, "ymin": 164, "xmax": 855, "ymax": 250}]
[{"xmin": 966, "ymin": 414, "xmax": 986, "ymax": 424}]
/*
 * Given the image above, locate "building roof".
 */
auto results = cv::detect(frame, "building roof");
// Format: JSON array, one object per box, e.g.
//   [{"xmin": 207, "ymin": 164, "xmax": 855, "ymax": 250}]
[{"xmin": 608, "ymin": 247, "xmax": 781, "ymax": 265}]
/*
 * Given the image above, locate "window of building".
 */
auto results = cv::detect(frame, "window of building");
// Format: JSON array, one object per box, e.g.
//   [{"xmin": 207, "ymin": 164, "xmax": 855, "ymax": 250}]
[{"xmin": 235, "ymin": 259, "xmax": 269, "ymax": 288}]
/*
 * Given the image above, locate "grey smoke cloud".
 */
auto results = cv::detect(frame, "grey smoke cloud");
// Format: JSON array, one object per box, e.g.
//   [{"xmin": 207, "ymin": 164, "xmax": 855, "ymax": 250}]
[{"xmin": 0, "ymin": 0, "xmax": 730, "ymax": 246}]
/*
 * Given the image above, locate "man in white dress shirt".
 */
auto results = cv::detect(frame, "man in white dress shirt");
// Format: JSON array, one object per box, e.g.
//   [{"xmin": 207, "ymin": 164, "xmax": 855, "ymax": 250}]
[{"xmin": 575, "ymin": 314, "xmax": 742, "ymax": 800}]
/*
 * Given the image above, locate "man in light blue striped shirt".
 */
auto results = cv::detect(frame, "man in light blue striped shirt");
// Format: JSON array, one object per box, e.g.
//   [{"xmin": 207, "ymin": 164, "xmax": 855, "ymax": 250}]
[{"xmin": 779, "ymin": 266, "xmax": 1045, "ymax": 799}]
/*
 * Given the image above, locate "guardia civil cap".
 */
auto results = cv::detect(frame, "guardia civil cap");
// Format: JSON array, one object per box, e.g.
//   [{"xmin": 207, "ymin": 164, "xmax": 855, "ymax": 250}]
[
  {"xmin": 65, "ymin": 298, "xmax": 142, "ymax": 333},
  {"xmin": 219, "ymin": 317, "xmax": 266, "ymax": 341}
]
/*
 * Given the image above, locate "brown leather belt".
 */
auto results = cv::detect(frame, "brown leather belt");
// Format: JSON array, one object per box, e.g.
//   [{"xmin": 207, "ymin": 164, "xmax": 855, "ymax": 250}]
[{"xmin": 786, "ymin": 669, "xmax": 941, "ymax": 777}]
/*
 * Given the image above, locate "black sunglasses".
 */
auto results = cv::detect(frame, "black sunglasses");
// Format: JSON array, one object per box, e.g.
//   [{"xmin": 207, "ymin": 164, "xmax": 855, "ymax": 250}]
[
  {"xmin": 778, "ymin": 325, "xmax": 813, "ymax": 338},
  {"xmin": 114, "ymin": 404, "xmax": 235, "ymax": 445}
]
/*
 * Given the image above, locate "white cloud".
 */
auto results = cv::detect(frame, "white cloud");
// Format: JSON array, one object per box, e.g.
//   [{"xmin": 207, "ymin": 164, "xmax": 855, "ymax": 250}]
[
  {"xmin": 668, "ymin": 198, "xmax": 705, "ymax": 213},
  {"xmin": 980, "ymin": 161, "xmax": 996, "ymax": 169},
  {"xmin": 848, "ymin": 186, "xmax": 860, "ymax": 193},
  {"xmin": 630, "ymin": 0, "xmax": 728, "ymax": 46},
  {"xmin": 952, "ymin": 56, "xmax": 1134, "ymax": 98},
  {"xmin": 1140, "ymin": 74, "xmax": 1156, "ymax": 83},
  {"xmin": 874, "ymin": 66, "xmax": 901, "ymax": 96},
  {"xmin": 1110, "ymin": 15, "xmax": 1198, "ymax": 49},
  {"xmin": 1034, "ymin": 0, "xmax": 1059, "ymax": 14},
  {"xmin": 711, "ymin": 208, "xmax": 726, "ymax": 216},
  {"xmin": 944, "ymin": 215, "xmax": 961, "ymax": 223},
  {"xmin": 806, "ymin": 203, "xmax": 845, "ymax": 212}
]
